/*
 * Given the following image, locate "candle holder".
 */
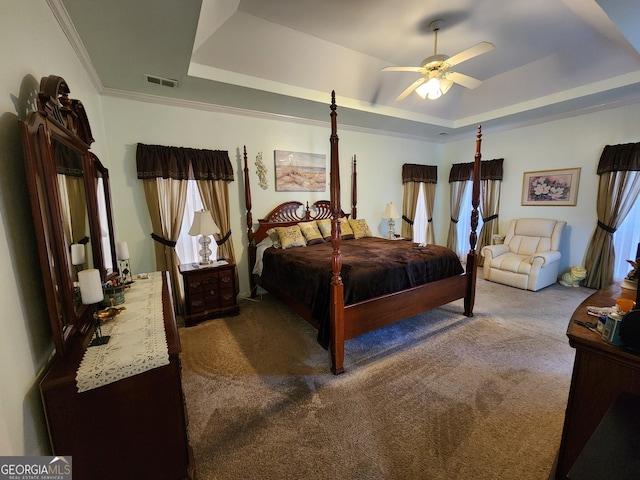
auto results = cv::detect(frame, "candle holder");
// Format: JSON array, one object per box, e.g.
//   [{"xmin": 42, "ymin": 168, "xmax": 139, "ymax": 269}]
[
  {"xmin": 116, "ymin": 241, "xmax": 134, "ymax": 284},
  {"xmin": 78, "ymin": 269, "xmax": 111, "ymax": 347}
]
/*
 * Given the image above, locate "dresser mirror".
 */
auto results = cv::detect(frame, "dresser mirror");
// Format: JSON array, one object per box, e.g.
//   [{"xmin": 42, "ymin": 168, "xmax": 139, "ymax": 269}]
[
  {"xmin": 92, "ymin": 153, "xmax": 118, "ymax": 275},
  {"xmin": 54, "ymin": 139, "xmax": 91, "ymax": 281},
  {"xmin": 19, "ymin": 75, "xmax": 118, "ymax": 356}
]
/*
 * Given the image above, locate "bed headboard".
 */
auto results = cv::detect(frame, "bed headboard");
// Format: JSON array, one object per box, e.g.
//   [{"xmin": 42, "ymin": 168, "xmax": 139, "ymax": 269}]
[{"xmin": 253, "ymin": 200, "xmax": 348, "ymax": 244}]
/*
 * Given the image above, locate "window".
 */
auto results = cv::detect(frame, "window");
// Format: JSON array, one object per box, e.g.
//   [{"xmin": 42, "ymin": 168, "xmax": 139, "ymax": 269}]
[
  {"xmin": 412, "ymin": 183, "xmax": 427, "ymax": 243},
  {"xmin": 613, "ymin": 199, "xmax": 640, "ymax": 280},
  {"xmin": 175, "ymin": 181, "xmax": 204, "ymax": 265}
]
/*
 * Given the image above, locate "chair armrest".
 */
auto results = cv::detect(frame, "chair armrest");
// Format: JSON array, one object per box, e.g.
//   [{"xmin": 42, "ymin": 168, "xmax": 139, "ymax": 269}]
[
  {"xmin": 530, "ymin": 251, "xmax": 561, "ymax": 266},
  {"xmin": 481, "ymin": 244, "xmax": 510, "ymax": 260}
]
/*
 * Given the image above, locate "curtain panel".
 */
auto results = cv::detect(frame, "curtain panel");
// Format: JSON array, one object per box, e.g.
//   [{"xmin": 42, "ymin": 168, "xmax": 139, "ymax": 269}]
[
  {"xmin": 136, "ymin": 143, "xmax": 236, "ymax": 311},
  {"xmin": 476, "ymin": 159, "xmax": 504, "ymax": 264},
  {"xmin": 136, "ymin": 143, "xmax": 234, "ymax": 181},
  {"xmin": 584, "ymin": 142, "xmax": 640, "ymax": 288},
  {"xmin": 401, "ymin": 164, "xmax": 437, "ymax": 240},
  {"xmin": 447, "ymin": 159, "xmax": 503, "ymax": 260}
]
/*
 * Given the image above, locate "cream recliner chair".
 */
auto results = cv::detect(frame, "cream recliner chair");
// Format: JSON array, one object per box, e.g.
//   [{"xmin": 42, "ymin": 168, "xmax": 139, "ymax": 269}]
[{"xmin": 481, "ymin": 218, "xmax": 566, "ymax": 291}]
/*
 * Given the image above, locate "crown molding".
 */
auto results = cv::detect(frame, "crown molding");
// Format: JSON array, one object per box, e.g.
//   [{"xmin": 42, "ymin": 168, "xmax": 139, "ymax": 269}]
[{"xmin": 100, "ymin": 87, "xmax": 441, "ymax": 144}]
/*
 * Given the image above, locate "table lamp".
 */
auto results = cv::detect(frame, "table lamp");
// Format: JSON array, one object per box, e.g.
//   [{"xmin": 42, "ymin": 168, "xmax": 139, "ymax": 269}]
[
  {"xmin": 189, "ymin": 210, "xmax": 220, "ymax": 265},
  {"xmin": 382, "ymin": 202, "xmax": 400, "ymax": 239}
]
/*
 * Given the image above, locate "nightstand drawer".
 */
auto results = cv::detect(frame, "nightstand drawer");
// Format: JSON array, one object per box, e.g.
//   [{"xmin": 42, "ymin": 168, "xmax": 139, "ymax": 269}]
[
  {"xmin": 186, "ymin": 292, "xmax": 206, "ymax": 313},
  {"xmin": 219, "ymin": 288, "xmax": 235, "ymax": 308},
  {"xmin": 187, "ymin": 272, "xmax": 218, "ymax": 293},
  {"xmin": 219, "ymin": 269, "xmax": 233, "ymax": 287}
]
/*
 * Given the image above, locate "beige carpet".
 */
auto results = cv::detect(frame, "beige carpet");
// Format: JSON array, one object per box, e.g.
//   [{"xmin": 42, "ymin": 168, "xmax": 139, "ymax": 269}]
[{"xmin": 179, "ymin": 272, "xmax": 593, "ymax": 480}]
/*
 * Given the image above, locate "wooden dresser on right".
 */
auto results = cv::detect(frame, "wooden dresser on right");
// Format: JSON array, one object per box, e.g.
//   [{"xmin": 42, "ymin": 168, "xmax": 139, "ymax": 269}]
[{"xmin": 555, "ymin": 283, "xmax": 639, "ymax": 479}]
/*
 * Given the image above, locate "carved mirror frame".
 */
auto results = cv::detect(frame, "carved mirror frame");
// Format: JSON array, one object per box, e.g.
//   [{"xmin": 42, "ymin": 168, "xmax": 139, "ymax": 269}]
[{"xmin": 19, "ymin": 75, "xmax": 119, "ymax": 356}]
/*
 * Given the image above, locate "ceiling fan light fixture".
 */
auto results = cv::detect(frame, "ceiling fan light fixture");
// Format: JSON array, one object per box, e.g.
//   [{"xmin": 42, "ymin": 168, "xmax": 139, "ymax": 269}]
[
  {"xmin": 383, "ymin": 18, "xmax": 493, "ymax": 102},
  {"xmin": 416, "ymin": 77, "xmax": 444, "ymax": 100}
]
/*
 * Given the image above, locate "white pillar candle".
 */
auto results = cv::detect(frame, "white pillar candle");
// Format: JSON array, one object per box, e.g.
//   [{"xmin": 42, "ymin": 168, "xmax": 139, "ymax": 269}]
[
  {"xmin": 70, "ymin": 243, "xmax": 85, "ymax": 266},
  {"xmin": 78, "ymin": 269, "xmax": 103, "ymax": 305},
  {"xmin": 116, "ymin": 241, "xmax": 130, "ymax": 260}
]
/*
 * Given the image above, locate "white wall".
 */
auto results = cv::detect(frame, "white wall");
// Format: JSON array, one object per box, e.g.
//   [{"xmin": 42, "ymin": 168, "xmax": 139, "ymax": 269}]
[
  {"xmin": 103, "ymin": 93, "xmax": 640, "ymax": 291},
  {"xmin": 0, "ymin": 1, "xmax": 108, "ymax": 455},
  {"xmin": 441, "ymin": 105, "xmax": 640, "ymax": 274},
  {"xmin": 100, "ymin": 96, "xmax": 441, "ymax": 295}
]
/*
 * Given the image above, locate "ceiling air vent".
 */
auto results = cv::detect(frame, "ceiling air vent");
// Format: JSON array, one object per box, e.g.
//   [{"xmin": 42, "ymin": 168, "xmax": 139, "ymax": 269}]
[{"xmin": 145, "ymin": 74, "xmax": 178, "ymax": 88}]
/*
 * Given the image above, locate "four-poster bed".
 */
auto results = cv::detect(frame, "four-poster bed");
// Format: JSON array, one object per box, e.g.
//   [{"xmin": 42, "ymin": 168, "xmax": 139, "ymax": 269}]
[{"xmin": 244, "ymin": 91, "xmax": 481, "ymax": 374}]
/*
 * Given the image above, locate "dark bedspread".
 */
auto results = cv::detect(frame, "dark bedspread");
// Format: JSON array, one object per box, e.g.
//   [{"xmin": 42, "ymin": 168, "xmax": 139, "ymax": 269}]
[{"xmin": 260, "ymin": 237, "xmax": 464, "ymax": 347}]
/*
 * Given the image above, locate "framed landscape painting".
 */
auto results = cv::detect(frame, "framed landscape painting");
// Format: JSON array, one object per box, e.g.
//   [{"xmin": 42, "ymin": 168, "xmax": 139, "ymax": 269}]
[
  {"xmin": 521, "ymin": 168, "xmax": 581, "ymax": 206},
  {"xmin": 274, "ymin": 150, "xmax": 326, "ymax": 192}
]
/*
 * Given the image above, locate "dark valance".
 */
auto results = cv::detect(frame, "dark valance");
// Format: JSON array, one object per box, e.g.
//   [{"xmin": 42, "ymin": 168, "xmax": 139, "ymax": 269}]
[
  {"xmin": 136, "ymin": 143, "xmax": 234, "ymax": 181},
  {"xmin": 597, "ymin": 143, "xmax": 640, "ymax": 174},
  {"xmin": 402, "ymin": 163, "xmax": 437, "ymax": 184},
  {"xmin": 54, "ymin": 142, "xmax": 83, "ymax": 177},
  {"xmin": 480, "ymin": 158, "xmax": 504, "ymax": 180},
  {"xmin": 449, "ymin": 162, "xmax": 474, "ymax": 182},
  {"xmin": 449, "ymin": 158, "xmax": 504, "ymax": 182}
]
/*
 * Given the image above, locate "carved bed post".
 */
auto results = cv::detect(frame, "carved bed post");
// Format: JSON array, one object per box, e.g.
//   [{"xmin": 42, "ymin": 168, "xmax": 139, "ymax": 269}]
[
  {"xmin": 329, "ymin": 91, "xmax": 345, "ymax": 374},
  {"xmin": 352, "ymin": 155, "xmax": 357, "ymax": 219},
  {"xmin": 243, "ymin": 146, "xmax": 257, "ymax": 297},
  {"xmin": 464, "ymin": 125, "xmax": 482, "ymax": 316}
]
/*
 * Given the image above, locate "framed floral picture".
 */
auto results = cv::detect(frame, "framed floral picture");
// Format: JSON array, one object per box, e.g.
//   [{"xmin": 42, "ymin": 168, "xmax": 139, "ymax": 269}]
[{"xmin": 521, "ymin": 168, "xmax": 581, "ymax": 206}]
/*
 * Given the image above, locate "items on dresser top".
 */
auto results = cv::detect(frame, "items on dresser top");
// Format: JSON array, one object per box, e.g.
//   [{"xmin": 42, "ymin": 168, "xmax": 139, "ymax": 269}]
[{"xmin": 75, "ymin": 273, "xmax": 169, "ymax": 392}]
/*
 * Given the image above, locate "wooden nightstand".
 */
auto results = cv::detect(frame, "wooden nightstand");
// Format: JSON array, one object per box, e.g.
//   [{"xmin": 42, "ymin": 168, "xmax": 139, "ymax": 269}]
[{"xmin": 179, "ymin": 260, "xmax": 239, "ymax": 326}]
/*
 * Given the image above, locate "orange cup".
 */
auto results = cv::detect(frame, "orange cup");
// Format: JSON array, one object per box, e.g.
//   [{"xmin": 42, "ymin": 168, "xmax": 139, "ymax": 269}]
[{"xmin": 616, "ymin": 297, "xmax": 635, "ymax": 313}]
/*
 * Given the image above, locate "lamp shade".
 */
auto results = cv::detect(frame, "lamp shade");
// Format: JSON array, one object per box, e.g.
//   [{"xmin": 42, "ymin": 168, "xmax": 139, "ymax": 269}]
[
  {"xmin": 70, "ymin": 243, "xmax": 85, "ymax": 266},
  {"xmin": 382, "ymin": 202, "xmax": 400, "ymax": 219},
  {"xmin": 188, "ymin": 210, "xmax": 220, "ymax": 236},
  {"xmin": 415, "ymin": 76, "xmax": 453, "ymax": 100},
  {"xmin": 116, "ymin": 241, "xmax": 130, "ymax": 260},
  {"xmin": 78, "ymin": 269, "xmax": 103, "ymax": 305}
]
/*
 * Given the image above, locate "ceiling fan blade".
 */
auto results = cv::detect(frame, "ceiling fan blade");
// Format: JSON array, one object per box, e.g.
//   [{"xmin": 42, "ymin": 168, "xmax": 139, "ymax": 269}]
[
  {"xmin": 382, "ymin": 66, "xmax": 426, "ymax": 73},
  {"xmin": 395, "ymin": 77, "xmax": 427, "ymax": 101},
  {"xmin": 447, "ymin": 72, "xmax": 483, "ymax": 89},
  {"xmin": 445, "ymin": 41, "xmax": 494, "ymax": 67}
]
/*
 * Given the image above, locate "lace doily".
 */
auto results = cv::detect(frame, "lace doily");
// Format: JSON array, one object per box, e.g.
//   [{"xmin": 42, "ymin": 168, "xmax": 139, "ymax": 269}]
[{"xmin": 76, "ymin": 273, "xmax": 170, "ymax": 393}]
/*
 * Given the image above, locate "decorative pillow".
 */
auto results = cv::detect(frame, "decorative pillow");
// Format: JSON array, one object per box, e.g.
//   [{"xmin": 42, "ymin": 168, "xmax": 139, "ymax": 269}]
[
  {"xmin": 349, "ymin": 218, "xmax": 373, "ymax": 239},
  {"xmin": 266, "ymin": 228, "xmax": 281, "ymax": 249},
  {"xmin": 298, "ymin": 221, "xmax": 324, "ymax": 245},
  {"xmin": 316, "ymin": 218, "xmax": 332, "ymax": 240},
  {"xmin": 340, "ymin": 217, "xmax": 355, "ymax": 240},
  {"xmin": 316, "ymin": 217, "xmax": 355, "ymax": 240},
  {"xmin": 275, "ymin": 225, "xmax": 307, "ymax": 249}
]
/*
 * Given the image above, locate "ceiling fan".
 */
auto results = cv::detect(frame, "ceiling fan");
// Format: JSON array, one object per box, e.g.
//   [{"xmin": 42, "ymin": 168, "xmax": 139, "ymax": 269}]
[{"xmin": 382, "ymin": 19, "xmax": 494, "ymax": 100}]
